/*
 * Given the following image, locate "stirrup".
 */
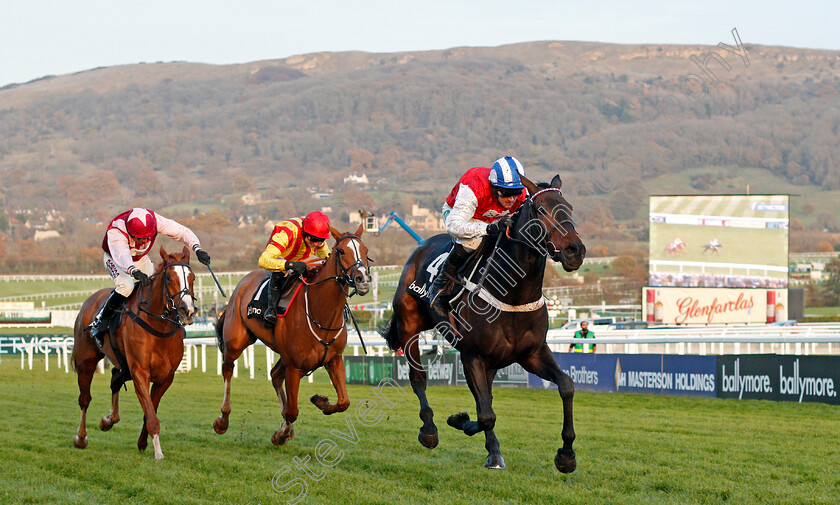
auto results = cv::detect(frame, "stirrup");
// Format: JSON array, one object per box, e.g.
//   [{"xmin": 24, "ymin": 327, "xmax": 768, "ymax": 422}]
[
  {"xmin": 263, "ymin": 310, "xmax": 278, "ymax": 328},
  {"xmin": 90, "ymin": 320, "xmax": 105, "ymax": 347}
]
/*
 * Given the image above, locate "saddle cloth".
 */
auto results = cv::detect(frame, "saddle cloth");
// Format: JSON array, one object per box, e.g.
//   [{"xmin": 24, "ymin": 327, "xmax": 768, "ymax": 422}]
[
  {"xmin": 405, "ymin": 236, "xmax": 492, "ymax": 304},
  {"xmin": 246, "ymin": 274, "xmax": 303, "ymax": 320}
]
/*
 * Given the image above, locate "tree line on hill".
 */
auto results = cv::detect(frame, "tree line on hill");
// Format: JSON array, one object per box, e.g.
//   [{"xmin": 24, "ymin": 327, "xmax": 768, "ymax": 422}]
[{"xmin": 0, "ymin": 42, "xmax": 838, "ymax": 274}]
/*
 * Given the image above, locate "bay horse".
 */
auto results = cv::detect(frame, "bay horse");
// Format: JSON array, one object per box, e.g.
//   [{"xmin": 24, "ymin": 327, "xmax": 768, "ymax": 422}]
[
  {"xmin": 213, "ymin": 225, "xmax": 371, "ymax": 446},
  {"xmin": 380, "ymin": 175, "xmax": 585, "ymax": 472},
  {"xmin": 72, "ymin": 246, "xmax": 196, "ymax": 460}
]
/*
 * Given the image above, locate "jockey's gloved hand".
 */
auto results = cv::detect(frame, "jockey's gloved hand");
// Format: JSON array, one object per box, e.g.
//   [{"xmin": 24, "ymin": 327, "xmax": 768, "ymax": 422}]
[
  {"xmin": 285, "ymin": 261, "xmax": 307, "ymax": 276},
  {"xmin": 195, "ymin": 248, "xmax": 211, "ymax": 266},
  {"xmin": 131, "ymin": 269, "xmax": 149, "ymax": 284},
  {"xmin": 487, "ymin": 215, "xmax": 512, "ymax": 235}
]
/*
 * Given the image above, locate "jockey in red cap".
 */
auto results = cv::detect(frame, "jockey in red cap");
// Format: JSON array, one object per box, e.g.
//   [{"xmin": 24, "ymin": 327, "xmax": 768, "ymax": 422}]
[
  {"xmin": 258, "ymin": 211, "xmax": 331, "ymax": 326},
  {"xmin": 91, "ymin": 208, "xmax": 210, "ymax": 347}
]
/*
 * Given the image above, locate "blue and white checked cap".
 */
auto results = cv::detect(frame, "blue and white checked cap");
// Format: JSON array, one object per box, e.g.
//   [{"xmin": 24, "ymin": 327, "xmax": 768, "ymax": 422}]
[{"xmin": 489, "ymin": 156, "xmax": 525, "ymax": 189}]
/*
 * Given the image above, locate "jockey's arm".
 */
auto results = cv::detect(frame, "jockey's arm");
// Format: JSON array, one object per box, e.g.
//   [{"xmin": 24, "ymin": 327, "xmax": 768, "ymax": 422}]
[
  {"xmin": 446, "ymin": 184, "xmax": 491, "ymax": 239},
  {"xmin": 259, "ymin": 230, "xmax": 291, "ymax": 272},
  {"xmin": 155, "ymin": 214, "xmax": 202, "ymax": 252},
  {"xmin": 105, "ymin": 229, "xmax": 136, "ymax": 272}
]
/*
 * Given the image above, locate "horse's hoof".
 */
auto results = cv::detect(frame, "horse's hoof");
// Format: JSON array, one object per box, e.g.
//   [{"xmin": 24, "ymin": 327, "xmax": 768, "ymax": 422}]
[
  {"xmin": 271, "ymin": 425, "xmax": 295, "ymax": 446},
  {"xmin": 555, "ymin": 448, "xmax": 577, "ymax": 474},
  {"xmin": 485, "ymin": 453, "xmax": 506, "ymax": 469},
  {"xmin": 213, "ymin": 416, "xmax": 228, "ymax": 435},
  {"xmin": 99, "ymin": 416, "xmax": 116, "ymax": 432},
  {"xmin": 310, "ymin": 394, "xmax": 328, "ymax": 409},
  {"xmin": 137, "ymin": 439, "xmax": 148, "ymax": 452},
  {"xmin": 73, "ymin": 435, "xmax": 88, "ymax": 449},
  {"xmin": 447, "ymin": 412, "xmax": 470, "ymax": 430},
  {"xmin": 417, "ymin": 430, "xmax": 439, "ymax": 449}
]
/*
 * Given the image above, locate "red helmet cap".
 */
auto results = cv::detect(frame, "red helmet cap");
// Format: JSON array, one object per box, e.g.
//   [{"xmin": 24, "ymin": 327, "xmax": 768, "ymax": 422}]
[
  {"xmin": 302, "ymin": 211, "xmax": 330, "ymax": 240},
  {"xmin": 125, "ymin": 208, "xmax": 157, "ymax": 239}
]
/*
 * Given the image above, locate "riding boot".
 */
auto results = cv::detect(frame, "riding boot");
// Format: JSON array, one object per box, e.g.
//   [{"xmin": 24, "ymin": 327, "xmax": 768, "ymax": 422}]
[
  {"xmin": 90, "ymin": 290, "xmax": 128, "ymax": 348},
  {"xmin": 263, "ymin": 272, "xmax": 283, "ymax": 328},
  {"xmin": 429, "ymin": 244, "xmax": 471, "ymax": 317}
]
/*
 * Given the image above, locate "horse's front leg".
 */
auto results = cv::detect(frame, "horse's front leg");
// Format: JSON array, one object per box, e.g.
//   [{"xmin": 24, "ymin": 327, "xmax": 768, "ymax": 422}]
[
  {"xmin": 100, "ymin": 367, "xmax": 127, "ymax": 431},
  {"xmin": 130, "ymin": 369, "xmax": 165, "ymax": 459},
  {"xmin": 137, "ymin": 373, "xmax": 174, "ymax": 454},
  {"xmin": 520, "ymin": 345, "xmax": 576, "ymax": 473},
  {"xmin": 73, "ymin": 355, "xmax": 100, "ymax": 449},
  {"xmin": 447, "ymin": 357, "xmax": 502, "ymax": 469},
  {"xmin": 311, "ymin": 354, "xmax": 350, "ymax": 415},
  {"xmin": 272, "ymin": 366, "xmax": 303, "ymax": 446}
]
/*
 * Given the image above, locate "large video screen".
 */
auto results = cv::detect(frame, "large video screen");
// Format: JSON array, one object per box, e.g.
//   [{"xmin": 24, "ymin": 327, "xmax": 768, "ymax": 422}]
[{"xmin": 649, "ymin": 195, "xmax": 789, "ymax": 288}]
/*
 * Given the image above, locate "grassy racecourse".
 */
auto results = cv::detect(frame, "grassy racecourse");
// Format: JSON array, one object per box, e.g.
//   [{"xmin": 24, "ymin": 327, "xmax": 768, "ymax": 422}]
[{"xmin": 2, "ymin": 357, "xmax": 840, "ymax": 505}]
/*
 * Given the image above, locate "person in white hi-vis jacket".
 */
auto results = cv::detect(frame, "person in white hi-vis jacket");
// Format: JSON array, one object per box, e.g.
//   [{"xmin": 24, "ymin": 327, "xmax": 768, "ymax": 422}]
[
  {"xmin": 428, "ymin": 156, "xmax": 528, "ymax": 317},
  {"xmin": 89, "ymin": 208, "xmax": 211, "ymax": 347}
]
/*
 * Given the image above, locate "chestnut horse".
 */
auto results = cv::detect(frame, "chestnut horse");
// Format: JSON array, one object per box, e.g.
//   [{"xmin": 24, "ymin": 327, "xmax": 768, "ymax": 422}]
[
  {"xmin": 213, "ymin": 225, "xmax": 371, "ymax": 445},
  {"xmin": 72, "ymin": 246, "xmax": 196, "ymax": 459},
  {"xmin": 380, "ymin": 175, "xmax": 585, "ymax": 472}
]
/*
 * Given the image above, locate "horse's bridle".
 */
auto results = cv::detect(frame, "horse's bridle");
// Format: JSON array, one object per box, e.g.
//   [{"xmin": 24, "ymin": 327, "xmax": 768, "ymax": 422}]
[
  {"xmin": 508, "ymin": 188, "xmax": 574, "ymax": 261},
  {"xmin": 303, "ymin": 234, "xmax": 370, "ymax": 296},
  {"xmin": 300, "ymin": 234, "xmax": 370, "ymax": 369},
  {"xmin": 130, "ymin": 261, "xmax": 195, "ymax": 338}
]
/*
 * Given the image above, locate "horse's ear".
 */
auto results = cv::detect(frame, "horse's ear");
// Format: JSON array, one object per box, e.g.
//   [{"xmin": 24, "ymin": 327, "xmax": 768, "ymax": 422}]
[
  {"xmin": 182, "ymin": 245, "xmax": 190, "ymax": 260},
  {"xmin": 520, "ymin": 174, "xmax": 539, "ymax": 196},
  {"xmin": 354, "ymin": 223, "xmax": 365, "ymax": 236},
  {"xmin": 329, "ymin": 225, "xmax": 341, "ymax": 241},
  {"xmin": 159, "ymin": 245, "xmax": 168, "ymax": 260},
  {"xmin": 551, "ymin": 174, "xmax": 563, "ymax": 188}
]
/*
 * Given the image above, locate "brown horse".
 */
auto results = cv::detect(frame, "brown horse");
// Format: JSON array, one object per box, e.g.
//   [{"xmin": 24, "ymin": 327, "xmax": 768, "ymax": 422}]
[
  {"xmin": 213, "ymin": 225, "xmax": 371, "ymax": 445},
  {"xmin": 72, "ymin": 246, "xmax": 196, "ymax": 459}
]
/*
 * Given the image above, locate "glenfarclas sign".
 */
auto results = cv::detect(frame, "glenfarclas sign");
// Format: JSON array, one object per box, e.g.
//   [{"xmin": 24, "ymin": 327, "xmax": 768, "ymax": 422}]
[
  {"xmin": 643, "ymin": 287, "xmax": 788, "ymax": 325},
  {"xmin": 675, "ymin": 292, "xmax": 754, "ymax": 324}
]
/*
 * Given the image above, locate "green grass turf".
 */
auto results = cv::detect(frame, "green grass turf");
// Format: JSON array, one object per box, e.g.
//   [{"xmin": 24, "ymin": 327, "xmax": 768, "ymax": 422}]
[{"xmin": 2, "ymin": 357, "xmax": 840, "ymax": 505}]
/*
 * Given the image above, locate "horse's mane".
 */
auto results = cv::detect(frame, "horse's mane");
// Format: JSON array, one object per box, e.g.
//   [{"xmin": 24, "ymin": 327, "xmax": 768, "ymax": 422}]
[{"xmin": 154, "ymin": 251, "xmax": 188, "ymax": 274}]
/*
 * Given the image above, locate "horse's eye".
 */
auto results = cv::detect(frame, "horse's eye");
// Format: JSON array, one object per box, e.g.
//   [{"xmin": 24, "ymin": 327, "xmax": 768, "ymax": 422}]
[{"xmin": 336, "ymin": 249, "xmax": 345, "ymax": 255}]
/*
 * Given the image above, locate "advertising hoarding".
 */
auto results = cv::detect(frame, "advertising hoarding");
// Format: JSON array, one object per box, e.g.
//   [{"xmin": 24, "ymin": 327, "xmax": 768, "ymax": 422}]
[{"xmin": 642, "ymin": 287, "xmax": 788, "ymax": 325}]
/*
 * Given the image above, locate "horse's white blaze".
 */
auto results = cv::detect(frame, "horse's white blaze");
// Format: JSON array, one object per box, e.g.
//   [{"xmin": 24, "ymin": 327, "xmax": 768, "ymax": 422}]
[
  {"xmin": 348, "ymin": 239, "xmax": 369, "ymax": 278},
  {"xmin": 153, "ymin": 434, "xmax": 163, "ymax": 460},
  {"xmin": 175, "ymin": 265, "xmax": 195, "ymax": 312}
]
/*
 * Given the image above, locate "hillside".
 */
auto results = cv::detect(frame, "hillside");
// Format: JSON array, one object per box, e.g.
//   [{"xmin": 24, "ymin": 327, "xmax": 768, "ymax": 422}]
[{"xmin": 0, "ymin": 40, "xmax": 839, "ymax": 272}]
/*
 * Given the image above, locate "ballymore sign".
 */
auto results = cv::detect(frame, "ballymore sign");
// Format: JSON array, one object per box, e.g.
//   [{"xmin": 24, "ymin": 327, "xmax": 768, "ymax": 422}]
[{"xmin": 643, "ymin": 287, "xmax": 788, "ymax": 325}]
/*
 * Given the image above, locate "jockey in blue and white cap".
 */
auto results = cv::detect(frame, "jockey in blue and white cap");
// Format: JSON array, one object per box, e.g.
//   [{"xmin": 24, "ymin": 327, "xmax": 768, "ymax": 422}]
[{"xmin": 429, "ymin": 156, "xmax": 528, "ymax": 316}]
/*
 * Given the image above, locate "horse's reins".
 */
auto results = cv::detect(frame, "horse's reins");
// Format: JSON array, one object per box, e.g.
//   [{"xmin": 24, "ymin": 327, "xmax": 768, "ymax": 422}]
[
  {"xmin": 300, "ymin": 235, "xmax": 371, "ymax": 368},
  {"xmin": 123, "ymin": 262, "xmax": 194, "ymax": 339},
  {"xmin": 504, "ymin": 188, "xmax": 570, "ymax": 258}
]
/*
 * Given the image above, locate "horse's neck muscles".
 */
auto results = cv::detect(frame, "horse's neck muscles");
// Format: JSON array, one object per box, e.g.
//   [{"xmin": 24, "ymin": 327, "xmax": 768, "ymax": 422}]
[
  {"xmin": 484, "ymin": 238, "xmax": 545, "ymax": 305},
  {"xmin": 306, "ymin": 256, "xmax": 347, "ymax": 324}
]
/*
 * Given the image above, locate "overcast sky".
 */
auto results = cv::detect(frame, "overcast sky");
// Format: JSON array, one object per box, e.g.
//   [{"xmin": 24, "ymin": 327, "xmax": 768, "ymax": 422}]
[{"xmin": 1, "ymin": 0, "xmax": 837, "ymax": 87}]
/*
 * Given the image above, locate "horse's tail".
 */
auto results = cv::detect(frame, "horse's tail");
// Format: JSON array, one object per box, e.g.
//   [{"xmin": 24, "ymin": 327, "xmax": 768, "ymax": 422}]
[
  {"xmin": 378, "ymin": 315, "xmax": 401, "ymax": 351},
  {"xmin": 214, "ymin": 307, "xmax": 226, "ymax": 354}
]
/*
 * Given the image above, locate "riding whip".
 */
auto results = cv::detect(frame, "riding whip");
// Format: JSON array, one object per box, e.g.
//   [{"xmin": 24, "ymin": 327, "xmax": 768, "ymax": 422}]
[
  {"xmin": 345, "ymin": 303, "xmax": 367, "ymax": 355},
  {"xmin": 205, "ymin": 263, "xmax": 227, "ymax": 298}
]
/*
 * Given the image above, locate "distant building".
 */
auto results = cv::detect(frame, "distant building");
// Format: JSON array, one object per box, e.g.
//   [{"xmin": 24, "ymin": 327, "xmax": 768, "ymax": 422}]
[
  {"xmin": 343, "ymin": 173, "xmax": 369, "ymax": 185},
  {"xmin": 241, "ymin": 193, "xmax": 262, "ymax": 205},
  {"xmin": 33, "ymin": 230, "xmax": 61, "ymax": 241}
]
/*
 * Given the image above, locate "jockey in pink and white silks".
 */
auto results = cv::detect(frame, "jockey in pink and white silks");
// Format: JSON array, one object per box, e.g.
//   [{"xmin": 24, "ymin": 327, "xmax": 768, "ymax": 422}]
[
  {"xmin": 428, "ymin": 156, "xmax": 528, "ymax": 317},
  {"xmin": 89, "ymin": 208, "xmax": 211, "ymax": 346}
]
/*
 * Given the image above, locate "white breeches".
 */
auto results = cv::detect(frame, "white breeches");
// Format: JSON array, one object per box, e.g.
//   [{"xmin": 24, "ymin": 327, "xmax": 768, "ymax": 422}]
[{"xmin": 103, "ymin": 253, "xmax": 155, "ymax": 296}]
